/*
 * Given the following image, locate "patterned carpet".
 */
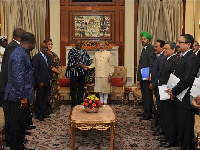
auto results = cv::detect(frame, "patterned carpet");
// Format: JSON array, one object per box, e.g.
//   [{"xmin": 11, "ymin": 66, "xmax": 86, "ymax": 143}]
[{"xmin": 5, "ymin": 103, "xmax": 181, "ymax": 150}]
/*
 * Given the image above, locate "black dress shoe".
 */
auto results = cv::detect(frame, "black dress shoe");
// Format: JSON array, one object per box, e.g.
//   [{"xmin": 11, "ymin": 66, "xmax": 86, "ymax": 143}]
[
  {"xmin": 25, "ymin": 131, "xmax": 31, "ymax": 135},
  {"xmin": 160, "ymin": 142, "xmax": 178, "ymax": 148},
  {"xmin": 19, "ymin": 144, "xmax": 35, "ymax": 150},
  {"xmin": 37, "ymin": 115, "xmax": 44, "ymax": 121},
  {"xmin": 157, "ymin": 137, "xmax": 167, "ymax": 142},
  {"xmin": 26, "ymin": 125, "xmax": 36, "ymax": 130},
  {"xmin": 140, "ymin": 116, "xmax": 153, "ymax": 120},
  {"xmin": 137, "ymin": 113, "xmax": 145, "ymax": 117},
  {"xmin": 43, "ymin": 115, "xmax": 51, "ymax": 118},
  {"xmin": 153, "ymin": 129, "xmax": 164, "ymax": 136},
  {"xmin": 23, "ymin": 139, "xmax": 28, "ymax": 144},
  {"xmin": 151, "ymin": 126, "xmax": 159, "ymax": 132}
]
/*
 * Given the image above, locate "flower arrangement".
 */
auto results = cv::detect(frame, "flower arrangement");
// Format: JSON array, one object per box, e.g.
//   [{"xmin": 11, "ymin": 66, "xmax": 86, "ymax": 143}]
[
  {"xmin": 81, "ymin": 41, "xmax": 114, "ymax": 50},
  {"xmin": 83, "ymin": 95, "xmax": 102, "ymax": 109}
]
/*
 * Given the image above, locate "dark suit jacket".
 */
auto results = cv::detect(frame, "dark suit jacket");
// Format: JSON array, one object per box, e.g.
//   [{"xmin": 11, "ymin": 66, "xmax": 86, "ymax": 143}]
[
  {"xmin": 196, "ymin": 50, "xmax": 200, "ymax": 61},
  {"xmin": 150, "ymin": 53, "xmax": 166, "ymax": 89},
  {"xmin": 158, "ymin": 55, "xmax": 178, "ymax": 102},
  {"xmin": 172, "ymin": 50, "xmax": 199, "ymax": 109},
  {"xmin": 32, "ymin": 52, "xmax": 52, "ymax": 86},
  {"xmin": 0, "ymin": 40, "xmax": 19, "ymax": 93},
  {"xmin": 137, "ymin": 44, "xmax": 156, "ymax": 81}
]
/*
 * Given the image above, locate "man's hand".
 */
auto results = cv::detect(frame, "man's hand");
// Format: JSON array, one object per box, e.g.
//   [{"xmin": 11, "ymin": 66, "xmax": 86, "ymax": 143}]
[
  {"xmin": 108, "ymin": 75, "xmax": 112, "ymax": 83},
  {"xmin": 83, "ymin": 66, "xmax": 88, "ymax": 70},
  {"xmin": 167, "ymin": 88, "xmax": 174, "ymax": 100},
  {"xmin": 20, "ymin": 99, "xmax": 28, "ymax": 109},
  {"xmin": 58, "ymin": 68, "xmax": 62, "ymax": 74},
  {"xmin": 136, "ymin": 81, "xmax": 140, "ymax": 90},
  {"xmin": 39, "ymin": 82, "xmax": 44, "ymax": 88},
  {"xmin": 147, "ymin": 76, "xmax": 151, "ymax": 81},
  {"xmin": 149, "ymin": 83, "xmax": 152, "ymax": 89},
  {"xmin": 192, "ymin": 95, "xmax": 200, "ymax": 109}
]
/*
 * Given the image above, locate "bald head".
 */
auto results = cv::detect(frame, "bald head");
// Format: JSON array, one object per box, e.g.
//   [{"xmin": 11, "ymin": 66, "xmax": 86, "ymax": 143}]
[
  {"xmin": 40, "ymin": 43, "xmax": 48, "ymax": 54},
  {"xmin": 13, "ymin": 28, "xmax": 26, "ymax": 42},
  {"xmin": 75, "ymin": 40, "xmax": 82, "ymax": 50}
]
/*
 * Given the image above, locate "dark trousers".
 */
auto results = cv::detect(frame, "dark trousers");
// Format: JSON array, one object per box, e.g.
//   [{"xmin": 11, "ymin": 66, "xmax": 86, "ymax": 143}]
[
  {"xmin": 9, "ymin": 101, "xmax": 27, "ymax": 150},
  {"xmin": 1, "ymin": 92, "xmax": 11, "ymax": 145},
  {"xmin": 140, "ymin": 80, "xmax": 153, "ymax": 117},
  {"xmin": 70, "ymin": 76, "xmax": 85, "ymax": 107},
  {"xmin": 154, "ymin": 88, "xmax": 162, "ymax": 128},
  {"xmin": 161, "ymin": 100, "xmax": 177, "ymax": 144},
  {"xmin": 35, "ymin": 85, "xmax": 50, "ymax": 117},
  {"xmin": 176, "ymin": 106, "xmax": 195, "ymax": 150}
]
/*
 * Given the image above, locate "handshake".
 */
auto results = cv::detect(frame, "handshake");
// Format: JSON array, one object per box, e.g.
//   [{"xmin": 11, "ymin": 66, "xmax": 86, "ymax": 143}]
[
  {"xmin": 83, "ymin": 66, "xmax": 89, "ymax": 71},
  {"xmin": 79, "ymin": 64, "xmax": 89, "ymax": 71}
]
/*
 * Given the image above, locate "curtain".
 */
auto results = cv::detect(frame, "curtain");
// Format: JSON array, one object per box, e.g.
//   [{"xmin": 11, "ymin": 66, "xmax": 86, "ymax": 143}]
[
  {"xmin": 137, "ymin": 0, "xmax": 160, "ymax": 64},
  {"xmin": 137, "ymin": 0, "xmax": 183, "ymax": 64},
  {"xmin": 162, "ymin": 0, "xmax": 183, "ymax": 41},
  {"xmin": 0, "ymin": 0, "xmax": 46, "ymax": 57}
]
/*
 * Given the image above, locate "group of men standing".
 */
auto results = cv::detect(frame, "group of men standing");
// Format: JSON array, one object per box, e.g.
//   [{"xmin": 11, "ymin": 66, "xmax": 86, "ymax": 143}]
[
  {"xmin": 137, "ymin": 31, "xmax": 200, "ymax": 149},
  {"xmin": 0, "ymin": 28, "xmax": 53, "ymax": 150}
]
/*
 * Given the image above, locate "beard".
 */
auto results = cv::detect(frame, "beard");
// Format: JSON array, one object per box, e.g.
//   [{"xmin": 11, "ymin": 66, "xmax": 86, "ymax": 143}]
[{"xmin": 142, "ymin": 42, "xmax": 148, "ymax": 46}]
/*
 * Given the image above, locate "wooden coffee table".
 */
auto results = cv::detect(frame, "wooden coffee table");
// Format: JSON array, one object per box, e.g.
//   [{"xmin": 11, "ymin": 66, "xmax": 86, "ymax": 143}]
[{"xmin": 69, "ymin": 105, "xmax": 117, "ymax": 150}]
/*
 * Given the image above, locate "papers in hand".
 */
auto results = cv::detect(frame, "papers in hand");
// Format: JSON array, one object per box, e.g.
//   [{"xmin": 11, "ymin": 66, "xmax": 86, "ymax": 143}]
[
  {"xmin": 167, "ymin": 73, "xmax": 189, "ymax": 102},
  {"xmin": 158, "ymin": 85, "xmax": 170, "ymax": 100},
  {"xmin": 190, "ymin": 77, "xmax": 200, "ymax": 97},
  {"xmin": 141, "ymin": 67, "xmax": 149, "ymax": 80}
]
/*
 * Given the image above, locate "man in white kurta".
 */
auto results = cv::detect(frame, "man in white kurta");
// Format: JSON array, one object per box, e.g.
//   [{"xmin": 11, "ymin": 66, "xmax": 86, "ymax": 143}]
[{"xmin": 88, "ymin": 41, "xmax": 114, "ymax": 104}]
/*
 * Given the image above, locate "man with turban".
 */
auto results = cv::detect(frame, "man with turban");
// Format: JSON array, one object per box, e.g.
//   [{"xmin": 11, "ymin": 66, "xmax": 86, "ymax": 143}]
[{"xmin": 137, "ymin": 31, "xmax": 156, "ymax": 120}]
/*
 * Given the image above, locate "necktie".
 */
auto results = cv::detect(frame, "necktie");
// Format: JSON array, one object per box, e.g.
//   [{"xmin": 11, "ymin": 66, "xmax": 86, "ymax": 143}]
[{"xmin": 42, "ymin": 54, "xmax": 48, "ymax": 66}]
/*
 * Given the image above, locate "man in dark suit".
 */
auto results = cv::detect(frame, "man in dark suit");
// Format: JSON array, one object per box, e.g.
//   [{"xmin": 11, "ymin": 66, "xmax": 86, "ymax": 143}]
[
  {"xmin": 168, "ymin": 34, "xmax": 199, "ymax": 150},
  {"xmin": 149, "ymin": 40, "xmax": 166, "ymax": 135},
  {"xmin": 32, "ymin": 43, "xmax": 52, "ymax": 121},
  {"xmin": 158, "ymin": 41, "xmax": 178, "ymax": 148},
  {"xmin": 4, "ymin": 32, "xmax": 36, "ymax": 150},
  {"xmin": 137, "ymin": 31, "xmax": 156, "ymax": 120},
  {"xmin": 192, "ymin": 41, "xmax": 200, "ymax": 56},
  {"xmin": 0, "ymin": 28, "xmax": 25, "ymax": 146}
]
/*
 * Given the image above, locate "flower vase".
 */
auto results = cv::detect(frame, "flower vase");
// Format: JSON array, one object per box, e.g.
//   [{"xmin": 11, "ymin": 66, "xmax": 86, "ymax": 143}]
[{"xmin": 85, "ymin": 107, "xmax": 99, "ymax": 113}]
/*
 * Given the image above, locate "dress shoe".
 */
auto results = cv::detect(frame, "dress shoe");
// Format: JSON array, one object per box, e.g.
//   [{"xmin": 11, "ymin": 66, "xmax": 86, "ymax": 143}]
[
  {"xmin": 157, "ymin": 137, "xmax": 167, "ymax": 142},
  {"xmin": 26, "ymin": 125, "xmax": 36, "ymax": 130},
  {"xmin": 160, "ymin": 142, "xmax": 178, "ymax": 148},
  {"xmin": 25, "ymin": 131, "xmax": 31, "ymax": 135},
  {"xmin": 37, "ymin": 115, "xmax": 44, "ymax": 121},
  {"xmin": 24, "ymin": 148, "xmax": 35, "ymax": 150},
  {"xmin": 151, "ymin": 126, "xmax": 159, "ymax": 132},
  {"xmin": 140, "ymin": 116, "xmax": 153, "ymax": 120},
  {"xmin": 153, "ymin": 128, "xmax": 164, "ymax": 136},
  {"xmin": 43, "ymin": 115, "xmax": 51, "ymax": 118},
  {"xmin": 23, "ymin": 139, "xmax": 28, "ymax": 144},
  {"xmin": 137, "ymin": 113, "xmax": 145, "ymax": 117},
  {"xmin": 21, "ymin": 144, "xmax": 35, "ymax": 150}
]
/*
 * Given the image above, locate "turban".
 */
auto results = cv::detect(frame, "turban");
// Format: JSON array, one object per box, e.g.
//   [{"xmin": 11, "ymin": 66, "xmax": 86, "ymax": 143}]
[{"xmin": 140, "ymin": 31, "xmax": 152, "ymax": 41}]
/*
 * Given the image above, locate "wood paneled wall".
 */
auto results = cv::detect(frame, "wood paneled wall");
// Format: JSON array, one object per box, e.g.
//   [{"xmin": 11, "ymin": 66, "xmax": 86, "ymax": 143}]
[{"xmin": 60, "ymin": 0, "xmax": 125, "ymax": 65}]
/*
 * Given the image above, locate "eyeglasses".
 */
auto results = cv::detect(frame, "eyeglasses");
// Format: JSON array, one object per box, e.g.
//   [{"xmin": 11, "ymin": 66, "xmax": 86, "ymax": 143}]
[{"xmin": 177, "ymin": 41, "xmax": 189, "ymax": 44}]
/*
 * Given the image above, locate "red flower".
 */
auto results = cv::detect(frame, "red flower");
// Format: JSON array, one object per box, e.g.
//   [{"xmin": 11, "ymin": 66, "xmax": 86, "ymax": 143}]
[
  {"xmin": 89, "ymin": 100, "xmax": 92, "ymax": 104},
  {"xmin": 92, "ymin": 103, "xmax": 96, "ymax": 108},
  {"xmin": 90, "ymin": 106, "xmax": 93, "ymax": 109},
  {"xmin": 84, "ymin": 103, "xmax": 88, "ymax": 106}
]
